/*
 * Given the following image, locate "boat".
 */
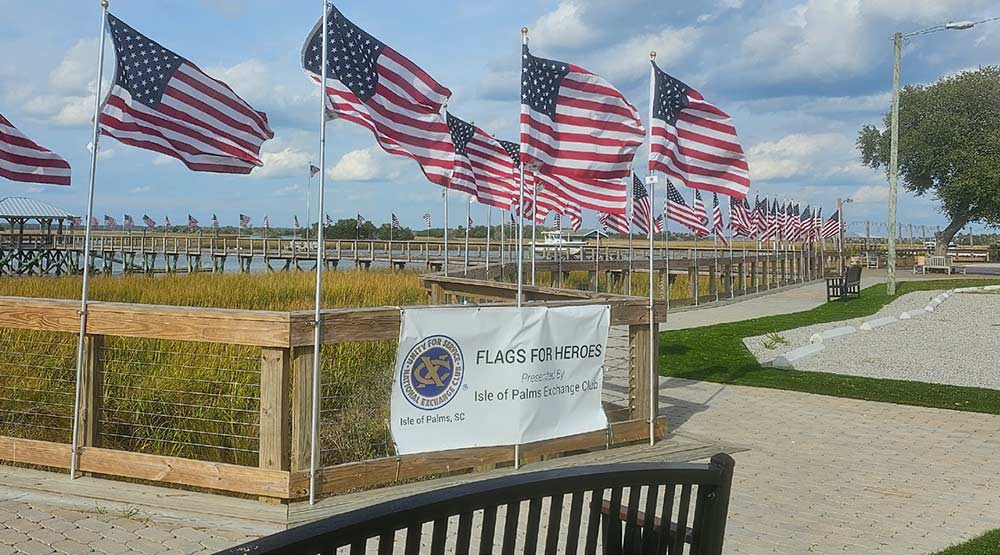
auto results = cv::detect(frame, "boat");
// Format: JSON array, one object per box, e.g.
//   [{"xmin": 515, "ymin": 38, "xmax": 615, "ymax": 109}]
[{"xmin": 531, "ymin": 230, "xmax": 588, "ymax": 258}]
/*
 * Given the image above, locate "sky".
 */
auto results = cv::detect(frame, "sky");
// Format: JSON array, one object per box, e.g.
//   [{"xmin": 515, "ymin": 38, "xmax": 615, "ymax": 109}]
[{"xmin": 1, "ymin": 0, "xmax": 999, "ymax": 237}]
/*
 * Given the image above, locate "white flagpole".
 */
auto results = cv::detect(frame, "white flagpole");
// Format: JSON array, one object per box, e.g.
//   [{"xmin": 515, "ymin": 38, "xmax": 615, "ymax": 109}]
[
  {"xmin": 530, "ymin": 182, "xmax": 537, "ymax": 285},
  {"xmin": 70, "ymin": 0, "xmax": 109, "ymax": 480},
  {"xmin": 514, "ymin": 27, "xmax": 529, "ymax": 470},
  {"xmin": 713, "ymin": 233, "xmax": 719, "ymax": 302},
  {"xmin": 555, "ymin": 212, "xmax": 562, "ymax": 287},
  {"xmin": 627, "ymin": 175, "xmax": 634, "ymax": 294},
  {"xmin": 596, "ymin": 220, "xmax": 602, "ymax": 293},
  {"xmin": 486, "ymin": 206, "xmax": 492, "ymax": 275},
  {"xmin": 729, "ymin": 225, "xmax": 734, "ymax": 298},
  {"xmin": 444, "ymin": 182, "xmax": 450, "ymax": 277},
  {"xmin": 306, "ymin": 164, "xmax": 313, "ymax": 242},
  {"xmin": 664, "ymin": 208, "xmax": 670, "ymax": 309},
  {"xmin": 499, "ymin": 209, "xmax": 505, "ymax": 279},
  {"xmin": 308, "ymin": 0, "xmax": 330, "ymax": 506},
  {"xmin": 464, "ymin": 198, "xmax": 470, "ymax": 273},
  {"xmin": 646, "ymin": 52, "xmax": 658, "ymax": 446}
]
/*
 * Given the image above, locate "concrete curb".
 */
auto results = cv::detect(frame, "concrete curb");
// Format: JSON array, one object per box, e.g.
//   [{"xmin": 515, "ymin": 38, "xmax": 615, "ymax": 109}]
[
  {"xmin": 860, "ymin": 317, "xmax": 897, "ymax": 331},
  {"xmin": 809, "ymin": 326, "xmax": 857, "ymax": 344},
  {"xmin": 900, "ymin": 309, "xmax": 928, "ymax": 320},
  {"xmin": 771, "ymin": 343, "xmax": 825, "ymax": 369}
]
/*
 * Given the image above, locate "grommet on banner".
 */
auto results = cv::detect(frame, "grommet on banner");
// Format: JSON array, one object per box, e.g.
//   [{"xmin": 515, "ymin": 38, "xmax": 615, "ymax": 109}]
[{"xmin": 394, "ymin": 457, "xmax": 401, "ymax": 481}]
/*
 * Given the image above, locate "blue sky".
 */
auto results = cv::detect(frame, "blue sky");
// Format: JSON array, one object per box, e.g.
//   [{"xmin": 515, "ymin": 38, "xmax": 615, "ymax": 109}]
[{"xmin": 1, "ymin": 0, "xmax": 998, "ymax": 236}]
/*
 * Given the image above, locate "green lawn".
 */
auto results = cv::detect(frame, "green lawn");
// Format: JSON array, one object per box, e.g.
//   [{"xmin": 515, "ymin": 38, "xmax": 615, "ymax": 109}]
[
  {"xmin": 934, "ymin": 529, "xmax": 1000, "ymax": 554},
  {"xmin": 660, "ymin": 279, "xmax": 1000, "ymax": 414}
]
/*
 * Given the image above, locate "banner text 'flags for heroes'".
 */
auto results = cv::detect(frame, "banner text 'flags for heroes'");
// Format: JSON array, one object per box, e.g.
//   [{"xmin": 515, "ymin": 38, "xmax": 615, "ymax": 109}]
[{"xmin": 391, "ymin": 305, "xmax": 610, "ymax": 455}]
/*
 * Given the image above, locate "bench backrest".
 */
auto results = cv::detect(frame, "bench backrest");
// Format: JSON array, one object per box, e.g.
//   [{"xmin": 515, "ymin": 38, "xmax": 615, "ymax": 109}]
[
  {"xmin": 928, "ymin": 255, "xmax": 952, "ymax": 267},
  {"xmin": 845, "ymin": 265, "xmax": 862, "ymax": 284},
  {"xmin": 222, "ymin": 455, "xmax": 736, "ymax": 555}
]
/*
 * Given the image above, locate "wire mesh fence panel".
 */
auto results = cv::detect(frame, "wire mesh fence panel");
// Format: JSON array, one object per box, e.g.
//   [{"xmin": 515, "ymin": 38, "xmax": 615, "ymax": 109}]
[
  {"xmin": 0, "ymin": 330, "xmax": 77, "ymax": 443},
  {"xmin": 602, "ymin": 326, "xmax": 632, "ymax": 423},
  {"xmin": 98, "ymin": 338, "xmax": 261, "ymax": 466},
  {"xmin": 318, "ymin": 341, "xmax": 397, "ymax": 467}
]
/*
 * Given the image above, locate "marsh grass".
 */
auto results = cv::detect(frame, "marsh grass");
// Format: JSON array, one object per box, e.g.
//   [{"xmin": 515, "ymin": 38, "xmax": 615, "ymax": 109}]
[{"xmin": 0, "ymin": 271, "xmax": 425, "ymax": 467}]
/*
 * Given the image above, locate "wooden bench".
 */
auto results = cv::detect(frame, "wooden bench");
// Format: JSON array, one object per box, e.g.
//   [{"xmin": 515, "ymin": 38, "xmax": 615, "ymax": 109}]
[
  {"xmin": 921, "ymin": 255, "xmax": 965, "ymax": 275},
  {"xmin": 827, "ymin": 265, "xmax": 862, "ymax": 302},
  {"xmin": 219, "ymin": 455, "xmax": 736, "ymax": 555}
]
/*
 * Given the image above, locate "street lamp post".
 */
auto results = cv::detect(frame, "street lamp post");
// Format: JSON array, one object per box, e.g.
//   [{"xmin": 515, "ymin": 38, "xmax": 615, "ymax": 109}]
[
  {"xmin": 886, "ymin": 18, "xmax": 990, "ymax": 295},
  {"xmin": 837, "ymin": 197, "xmax": 852, "ymax": 274}
]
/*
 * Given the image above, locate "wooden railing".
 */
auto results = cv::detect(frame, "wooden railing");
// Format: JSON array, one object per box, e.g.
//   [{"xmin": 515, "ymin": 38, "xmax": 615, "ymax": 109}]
[{"xmin": 0, "ymin": 272, "xmax": 667, "ymax": 501}]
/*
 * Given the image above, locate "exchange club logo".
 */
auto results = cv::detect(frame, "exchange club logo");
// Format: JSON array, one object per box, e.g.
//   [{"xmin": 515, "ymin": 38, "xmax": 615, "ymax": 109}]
[{"xmin": 399, "ymin": 335, "xmax": 464, "ymax": 410}]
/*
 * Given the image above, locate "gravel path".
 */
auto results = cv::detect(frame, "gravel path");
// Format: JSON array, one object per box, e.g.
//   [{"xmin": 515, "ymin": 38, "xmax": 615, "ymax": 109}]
[{"xmin": 743, "ymin": 290, "xmax": 1000, "ymax": 390}]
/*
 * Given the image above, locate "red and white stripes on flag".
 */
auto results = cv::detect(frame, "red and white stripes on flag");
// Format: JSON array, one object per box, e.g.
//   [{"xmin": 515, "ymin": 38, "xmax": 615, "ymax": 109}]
[
  {"xmin": 520, "ymin": 44, "xmax": 644, "ymax": 215},
  {"xmin": 729, "ymin": 196, "xmax": 753, "ymax": 237},
  {"xmin": 601, "ymin": 212, "xmax": 630, "ymax": 235},
  {"xmin": 665, "ymin": 181, "xmax": 710, "ymax": 237},
  {"xmin": 631, "ymin": 174, "xmax": 657, "ymax": 235},
  {"xmin": 446, "ymin": 113, "xmax": 516, "ymax": 209},
  {"xmin": 0, "ymin": 113, "xmax": 71, "ymax": 186},
  {"xmin": 99, "ymin": 14, "xmax": 273, "ymax": 174},
  {"xmin": 712, "ymin": 192, "xmax": 729, "ymax": 246},
  {"xmin": 822, "ymin": 210, "xmax": 842, "ymax": 239},
  {"xmin": 302, "ymin": 5, "xmax": 453, "ymax": 188},
  {"xmin": 648, "ymin": 62, "xmax": 749, "ymax": 200}
]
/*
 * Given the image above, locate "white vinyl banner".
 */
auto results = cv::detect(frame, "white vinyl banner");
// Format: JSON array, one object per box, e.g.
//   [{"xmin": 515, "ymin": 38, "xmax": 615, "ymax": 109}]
[{"xmin": 390, "ymin": 305, "xmax": 611, "ymax": 455}]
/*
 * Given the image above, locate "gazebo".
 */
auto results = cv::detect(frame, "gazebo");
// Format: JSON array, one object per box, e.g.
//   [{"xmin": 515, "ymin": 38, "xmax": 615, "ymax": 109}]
[{"xmin": 0, "ymin": 197, "xmax": 77, "ymax": 275}]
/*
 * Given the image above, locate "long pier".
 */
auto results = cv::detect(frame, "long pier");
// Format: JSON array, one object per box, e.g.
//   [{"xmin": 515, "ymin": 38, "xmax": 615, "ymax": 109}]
[{"xmin": 1, "ymin": 232, "xmax": 840, "ymax": 277}]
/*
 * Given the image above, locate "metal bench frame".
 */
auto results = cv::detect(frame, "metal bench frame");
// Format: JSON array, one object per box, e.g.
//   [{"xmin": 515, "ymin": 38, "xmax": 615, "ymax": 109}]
[
  {"xmin": 826, "ymin": 265, "xmax": 862, "ymax": 302},
  {"xmin": 219, "ymin": 455, "xmax": 736, "ymax": 555}
]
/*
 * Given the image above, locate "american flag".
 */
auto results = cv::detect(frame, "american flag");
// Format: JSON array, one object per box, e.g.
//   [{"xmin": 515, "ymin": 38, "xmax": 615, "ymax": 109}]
[
  {"xmin": 104, "ymin": 215, "xmax": 117, "ymax": 227},
  {"xmin": 188, "ymin": 214, "xmax": 198, "ymax": 228},
  {"xmin": 423, "ymin": 212, "xmax": 430, "ymax": 229},
  {"xmin": 326, "ymin": 213, "xmax": 334, "ymax": 226},
  {"xmin": 601, "ymin": 212, "xmax": 630, "ymax": 235},
  {"xmin": 568, "ymin": 209, "xmax": 582, "ymax": 231},
  {"xmin": 391, "ymin": 213, "xmax": 401, "ymax": 230},
  {"xmin": 124, "ymin": 214, "xmax": 135, "ymax": 228},
  {"xmin": 791, "ymin": 205, "xmax": 809, "ymax": 241},
  {"xmin": 467, "ymin": 213, "xmax": 473, "ymax": 228},
  {"xmin": 99, "ymin": 14, "xmax": 273, "ymax": 174},
  {"xmin": 729, "ymin": 196, "xmax": 753, "ymax": 237},
  {"xmin": 164, "ymin": 216, "xmax": 172, "ymax": 227},
  {"xmin": 759, "ymin": 200, "xmax": 778, "ymax": 241},
  {"xmin": 519, "ymin": 44, "xmax": 644, "ymax": 215},
  {"xmin": 0, "ymin": 113, "xmax": 71, "ymax": 186},
  {"xmin": 712, "ymin": 192, "xmax": 729, "ymax": 246},
  {"xmin": 813, "ymin": 207, "xmax": 824, "ymax": 241},
  {"xmin": 822, "ymin": 210, "xmax": 842, "ymax": 239},
  {"xmin": 239, "ymin": 214, "xmax": 250, "ymax": 228},
  {"xmin": 553, "ymin": 213, "xmax": 561, "ymax": 229},
  {"xmin": 648, "ymin": 62, "xmax": 749, "ymax": 199},
  {"xmin": 211, "ymin": 214, "xmax": 219, "ymax": 228},
  {"xmin": 309, "ymin": 164, "xmax": 320, "ymax": 177},
  {"xmin": 665, "ymin": 181, "xmax": 709, "ymax": 236},
  {"xmin": 142, "ymin": 214, "xmax": 155, "ymax": 228},
  {"xmin": 654, "ymin": 215, "xmax": 664, "ymax": 234},
  {"xmin": 693, "ymin": 190, "xmax": 708, "ymax": 225},
  {"xmin": 631, "ymin": 175, "xmax": 655, "ymax": 235},
  {"xmin": 447, "ymin": 113, "xmax": 516, "ymax": 209},
  {"xmin": 69, "ymin": 216, "xmax": 82, "ymax": 228},
  {"xmin": 509, "ymin": 211, "xmax": 516, "ymax": 230},
  {"xmin": 293, "ymin": 215, "xmax": 300, "ymax": 229},
  {"xmin": 302, "ymin": 4, "xmax": 452, "ymax": 188},
  {"xmin": 90, "ymin": 216, "xmax": 100, "ymax": 228},
  {"xmin": 263, "ymin": 215, "xmax": 270, "ymax": 229},
  {"xmin": 356, "ymin": 213, "xmax": 366, "ymax": 228}
]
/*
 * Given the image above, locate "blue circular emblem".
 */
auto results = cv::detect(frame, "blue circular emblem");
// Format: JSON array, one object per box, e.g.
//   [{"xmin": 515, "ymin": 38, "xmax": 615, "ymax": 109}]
[{"xmin": 399, "ymin": 335, "xmax": 464, "ymax": 411}]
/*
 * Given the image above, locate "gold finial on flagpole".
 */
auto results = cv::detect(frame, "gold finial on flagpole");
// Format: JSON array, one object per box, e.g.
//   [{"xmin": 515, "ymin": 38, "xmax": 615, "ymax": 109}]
[
  {"xmin": 522, "ymin": 26, "xmax": 529, "ymax": 45},
  {"xmin": 650, "ymin": 51, "xmax": 657, "ymax": 61},
  {"xmin": 101, "ymin": 0, "xmax": 109, "ymax": 7}
]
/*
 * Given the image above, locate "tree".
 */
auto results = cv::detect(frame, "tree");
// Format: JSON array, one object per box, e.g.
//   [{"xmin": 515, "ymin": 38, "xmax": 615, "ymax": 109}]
[
  {"xmin": 857, "ymin": 67, "xmax": 1000, "ymax": 254},
  {"xmin": 326, "ymin": 218, "xmax": 377, "ymax": 239},
  {"xmin": 375, "ymin": 223, "xmax": 414, "ymax": 240}
]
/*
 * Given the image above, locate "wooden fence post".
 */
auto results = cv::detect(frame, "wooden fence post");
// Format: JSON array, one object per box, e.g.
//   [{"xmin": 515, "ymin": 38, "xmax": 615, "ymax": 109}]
[
  {"xmin": 291, "ymin": 346, "xmax": 315, "ymax": 472},
  {"xmin": 260, "ymin": 347, "xmax": 291, "ymax": 474},
  {"xmin": 628, "ymin": 324, "xmax": 659, "ymax": 422},
  {"xmin": 79, "ymin": 335, "xmax": 104, "ymax": 448},
  {"xmin": 688, "ymin": 263, "xmax": 699, "ymax": 303}
]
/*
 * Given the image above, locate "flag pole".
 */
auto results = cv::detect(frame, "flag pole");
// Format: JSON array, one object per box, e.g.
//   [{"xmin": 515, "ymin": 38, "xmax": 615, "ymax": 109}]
[
  {"xmin": 499, "ymin": 209, "xmax": 505, "ymax": 280},
  {"xmin": 728, "ymin": 204, "xmax": 735, "ymax": 298},
  {"xmin": 444, "ymin": 185, "xmax": 450, "ymax": 276},
  {"xmin": 556, "ymin": 212, "xmax": 562, "ymax": 287},
  {"xmin": 627, "ymin": 175, "xmax": 634, "ymax": 294},
  {"xmin": 70, "ymin": 0, "xmax": 109, "ymax": 480},
  {"xmin": 646, "ymin": 51, "xmax": 658, "ymax": 446},
  {"xmin": 308, "ymin": 0, "xmax": 330, "ymax": 506},
  {"xmin": 464, "ymin": 198, "xmax": 470, "ymax": 273},
  {"xmin": 514, "ymin": 26, "xmax": 530, "ymax": 470},
  {"xmin": 530, "ymin": 182, "xmax": 537, "ymax": 285},
  {"xmin": 485, "ymin": 206, "xmax": 491, "ymax": 276},
  {"xmin": 306, "ymin": 163, "xmax": 313, "ymax": 242},
  {"xmin": 594, "ymin": 219, "xmax": 600, "ymax": 293},
  {"xmin": 713, "ymin": 233, "xmax": 719, "ymax": 302},
  {"xmin": 664, "ymin": 208, "xmax": 670, "ymax": 309}
]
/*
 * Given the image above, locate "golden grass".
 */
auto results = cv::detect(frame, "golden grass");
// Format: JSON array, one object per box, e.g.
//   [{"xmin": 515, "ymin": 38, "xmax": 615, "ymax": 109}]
[{"xmin": 0, "ymin": 270, "xmax": 425, "ymax": 467}]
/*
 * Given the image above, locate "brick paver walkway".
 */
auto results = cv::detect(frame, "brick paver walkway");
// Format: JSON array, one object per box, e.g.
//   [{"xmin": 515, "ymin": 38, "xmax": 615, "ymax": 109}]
[
  {"xmin": 0, "ymin": 494, "xmax": 261, "ymax": 555},
  {"xmin": 662, "ymin": 377, "xmax": 1000, "ymax": 554}
]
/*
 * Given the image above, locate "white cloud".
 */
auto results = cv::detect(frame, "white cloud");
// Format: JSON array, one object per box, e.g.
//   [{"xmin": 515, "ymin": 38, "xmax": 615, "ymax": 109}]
[
  {"xmin": 851, "ymin": 184, "xmax": 889, "ymax": 203},
  {"xmin": 272, "ymin": 184, "xmax": 302, "ymax": 198},
  {"xmin": 252, "ymin": 147, "xmax": 313, "ymax": 179},
  {"xmin": 327, "ymin": 147, "xmax": 404, "ymax": 182},
  {"xmin": 531, "ymin": 3, "xmax": 597, "ymax": 51},
  {"xmin": 592, "ymin": 27, "xmax": 702, "ymax": 82},
  {"xmin": 131, "ymin": 186, "xmax": 151, "ymax": 194},
  {"xmin": 204, "ymin": 59, "xmax": 314, "ymax": 128},
  {"xmin": 152, "ymin": 155, "xmax": 176, "ymax": 166},
  {"xmin": 747, "ymin": 133, "xmax": 847, "ymax": 180},
  {"xmin": 85, "ymin": 142, "xmax": 115, "ymax": 161},
  {"xmin": 48, "ymin": 38, "xmax": 99, "ymax": 92}
]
